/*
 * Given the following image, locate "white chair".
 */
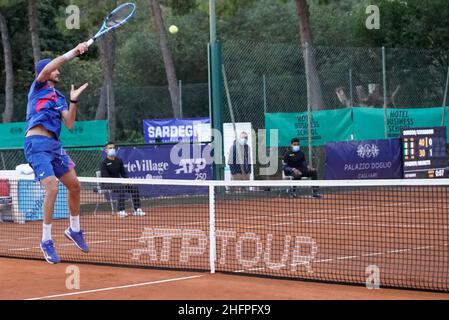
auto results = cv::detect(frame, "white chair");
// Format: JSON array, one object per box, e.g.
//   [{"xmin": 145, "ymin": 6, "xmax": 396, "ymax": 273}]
[{"xmin": 93, "ymin": 171, "xmax": 114, "ymax": 215}]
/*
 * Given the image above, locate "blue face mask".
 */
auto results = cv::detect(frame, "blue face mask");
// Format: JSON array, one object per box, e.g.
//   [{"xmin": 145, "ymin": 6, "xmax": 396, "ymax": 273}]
[
  {"xmin": 239, "ymin": 138, "xmax": 248, "ymax": 146},
  {"xmin": 292, "ymin": 146, "xmax": 300, "ymax": 152},
  {"xmin": 107, "ymin": 148, "xmax": 116, "ymax": 157}
]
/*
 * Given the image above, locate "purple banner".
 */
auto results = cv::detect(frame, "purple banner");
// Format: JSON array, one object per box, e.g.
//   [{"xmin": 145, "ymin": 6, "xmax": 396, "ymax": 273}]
[
  {"xmin": 143, "ymin": 118, "xmax": 210, "ymax": 144},
  {"xmin": 325, "ymin": 139, "xmax": 403, "ymax": 180},
  {"xmin": 115, "ymin": 144, "xmax": 212, "ymax": 197}
]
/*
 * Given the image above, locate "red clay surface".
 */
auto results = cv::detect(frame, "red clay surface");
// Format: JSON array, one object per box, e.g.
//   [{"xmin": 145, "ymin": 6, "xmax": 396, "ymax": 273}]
[
  {"xmin": 1, "ymin": 257, "xmax": 448, "ymax": 300},
  {"xmin": 1, "ymin": 185, "xmax": 449, "ymax": 295}
]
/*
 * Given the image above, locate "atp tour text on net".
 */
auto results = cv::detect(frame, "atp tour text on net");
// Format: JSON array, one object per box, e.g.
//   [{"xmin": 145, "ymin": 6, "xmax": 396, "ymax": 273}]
[{"xmin": 131, "ymin": 228, "xmax": 318, "ymax": 273}]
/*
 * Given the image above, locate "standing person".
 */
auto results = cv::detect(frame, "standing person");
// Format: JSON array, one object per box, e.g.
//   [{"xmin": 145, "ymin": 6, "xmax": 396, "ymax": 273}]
[
  {"xmin": 283, "ymin": 137, "xmax": 321, "ymax": 198},
  {"xmin": 100, "ymin": 142, "xmax": 145, "ymax": 218},
  {"xmin": 24, "ymin": 43, "xmax": 91, "ymax": 264},
  {"xmin": 228, "ymin": 132, "xmax": 252, "ymax": 191}
]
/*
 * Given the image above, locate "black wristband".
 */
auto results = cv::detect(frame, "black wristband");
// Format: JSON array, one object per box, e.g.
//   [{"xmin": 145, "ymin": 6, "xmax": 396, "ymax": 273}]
[{"xmin": 70, "ymin": 99, "xmax": 78, "ymax": 104}]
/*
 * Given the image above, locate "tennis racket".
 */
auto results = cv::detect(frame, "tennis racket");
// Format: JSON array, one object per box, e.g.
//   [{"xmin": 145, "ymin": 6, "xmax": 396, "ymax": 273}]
[{"xmin": 86, "ymin": 2, "xmax": 136, "ymax": 47}]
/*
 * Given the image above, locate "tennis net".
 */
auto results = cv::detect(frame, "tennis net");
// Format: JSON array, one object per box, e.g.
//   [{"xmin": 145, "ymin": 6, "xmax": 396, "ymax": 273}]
[{"xmin": 0, "ymin": 173, "xmax": 448, "ymax": 292}]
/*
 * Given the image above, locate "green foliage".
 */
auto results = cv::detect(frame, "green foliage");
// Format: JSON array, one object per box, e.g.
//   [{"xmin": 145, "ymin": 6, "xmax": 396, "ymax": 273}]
[{"xmin": 2, "ymin": 0, "xmax": 449, "ymax": 142}]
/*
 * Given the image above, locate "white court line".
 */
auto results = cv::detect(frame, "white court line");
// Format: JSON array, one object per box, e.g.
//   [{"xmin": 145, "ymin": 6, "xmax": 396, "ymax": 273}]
[
  {"xmin": 24, "ymin": 274, "xmax": 204, "ymax": 300},
  {"xmin": 336, "ymin": 256, "xmax": 358, "ymax": 260},
  {"xmin": 389, "ymin": 249, "xmax": 410, "ymax": 253},
  {"xmin": 315, "ymin": 258, "xmax": 335, "ymax": 263},
  {"xmin": 89, "ymin": 240, "xmax": 113, "ymax": 244},
  {"xmin": 8, "ymin": 247, "xmax": 38, "ymax": 252},
  {"xmin": 362, "ymin": 252, "xmax": 383, "ymax": 257}
]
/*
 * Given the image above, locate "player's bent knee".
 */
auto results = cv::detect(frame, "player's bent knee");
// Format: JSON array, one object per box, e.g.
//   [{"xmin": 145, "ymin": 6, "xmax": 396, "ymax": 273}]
[
  {"xmin": 69, "ymin": 181, "xmax": 81, "ymax": 194},
  {"xmin": 45, "ymin": 181, "xmax": 59, "ymax": 197}
]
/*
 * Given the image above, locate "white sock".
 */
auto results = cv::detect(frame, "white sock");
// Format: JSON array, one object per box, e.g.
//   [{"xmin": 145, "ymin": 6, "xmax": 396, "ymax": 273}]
[
  {"xmin": 70, "ymin": 215, "xmax": 80, "ymax": 232},
  {"xmin": 42, "ymin": 224, "xmax": 52, "ymax": 242}
]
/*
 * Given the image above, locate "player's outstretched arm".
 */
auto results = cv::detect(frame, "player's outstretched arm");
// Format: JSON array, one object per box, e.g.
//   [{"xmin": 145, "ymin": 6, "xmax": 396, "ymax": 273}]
[{"xmin": 36, "ymin": 42, "xmax": 89, "ymax": 83}]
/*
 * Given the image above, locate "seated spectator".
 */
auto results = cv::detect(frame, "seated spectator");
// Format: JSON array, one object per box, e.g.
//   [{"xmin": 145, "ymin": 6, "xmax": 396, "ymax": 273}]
[
  {"xmin": 100, "ymin": 142, "xmax": 145, "ymax": 218},
  {"xmin": 283, "ymin": 137, "xmax": 320, "ymax": 198}
]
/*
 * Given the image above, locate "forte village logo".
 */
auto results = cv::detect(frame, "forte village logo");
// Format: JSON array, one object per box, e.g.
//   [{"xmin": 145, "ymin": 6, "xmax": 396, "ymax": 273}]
[{"xmin": 356, "ymin": 144, "xmax": 380, "ymax": 159}]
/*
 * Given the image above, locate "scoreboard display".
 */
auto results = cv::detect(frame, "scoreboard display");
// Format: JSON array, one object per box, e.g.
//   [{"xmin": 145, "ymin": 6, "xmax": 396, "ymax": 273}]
[{"xmin": 401, "ymin": 126, "xmax": 447, "ymax": 179}]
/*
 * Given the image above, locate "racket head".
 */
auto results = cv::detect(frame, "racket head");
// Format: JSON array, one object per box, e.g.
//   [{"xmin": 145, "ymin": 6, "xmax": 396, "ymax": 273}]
[{"xmin": 94, "ymin": 2, "xmax": 136, "ymax": 39}]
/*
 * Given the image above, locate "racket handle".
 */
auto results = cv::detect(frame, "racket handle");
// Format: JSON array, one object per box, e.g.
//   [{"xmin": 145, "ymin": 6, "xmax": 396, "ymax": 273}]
[{"xmin": 86, "ymin": 38, "xmax": 95, "ymax": 47}]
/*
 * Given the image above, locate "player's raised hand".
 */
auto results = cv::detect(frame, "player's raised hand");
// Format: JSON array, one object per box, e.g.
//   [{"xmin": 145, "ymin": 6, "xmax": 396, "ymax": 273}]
[
  {"xmin": 70, "ymin": 83, "xmax": 89, "ymax": 102},
  {"xmin": 74, "ymin": 42, "xmax": 89, "ymax": 56}
]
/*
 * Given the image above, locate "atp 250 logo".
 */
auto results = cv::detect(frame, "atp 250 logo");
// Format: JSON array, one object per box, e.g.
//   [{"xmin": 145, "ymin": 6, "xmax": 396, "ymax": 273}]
[
  {"xmin": 357, "ymin": 144, "xmax": 380, "ymax": 159},
  {"xmin": 175, "ymin": 159, "xmax": 207, "ymax": 174}
]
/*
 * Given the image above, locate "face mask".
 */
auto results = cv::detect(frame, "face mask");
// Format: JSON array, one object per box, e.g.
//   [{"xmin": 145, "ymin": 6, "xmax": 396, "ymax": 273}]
[
  {"xmin": 107, "ymin": 148, "xmax": 116, "ymax": 157},
  {"xmin": 239, "ymin": 138, "xmax": 248, "ymax": 145},
  {"xmin": 292, "ymin": 146, "xmax": 300, "ymax": 152}
]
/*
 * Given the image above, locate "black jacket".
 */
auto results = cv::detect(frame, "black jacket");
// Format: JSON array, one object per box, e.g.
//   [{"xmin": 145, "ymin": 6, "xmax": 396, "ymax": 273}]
[
  {"xmin": 228, "ymin": 142, "xmax": 251, "ymax": 175},
  {"xmin": 283, "ymin": 148, "xmax": 308, "ymax": 174},
  {"xmin": 100, "ymin": 157, "xmax": 128, "ymax": 178}
]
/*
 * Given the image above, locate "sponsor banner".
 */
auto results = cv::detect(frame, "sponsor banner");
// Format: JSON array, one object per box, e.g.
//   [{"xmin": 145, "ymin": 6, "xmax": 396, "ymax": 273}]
[
  {"xmin": 0, "ymin": 120, "xmax": 108, "ymax": 149},
  {"xmin": 265, "ymin": 109, "xmax": 353, "ymax": 147},
  {"xmin": 17, "ymin": 180, "xmax": 68, "ymax": 221},
  {"xmin": 143, "ymin": 118, "xmax": 211, "ymax": 144},
  {"xmin": 325, "ymin": 139, "xmax": 403, "ymax": 180},
  {"xmin": 265, "ymin": 106, "xmax": 449, "ymax": 147},
  {"xmin": 115, "ymin": 144, "xmax": 212, "ymax": 197},
  {"xmin": 352, "ymin": 107, "xmax": 444, "ymax": 140}
]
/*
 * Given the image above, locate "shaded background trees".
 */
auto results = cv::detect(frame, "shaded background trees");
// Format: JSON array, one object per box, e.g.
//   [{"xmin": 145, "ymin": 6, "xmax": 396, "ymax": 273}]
[{"xmin": 0, "ymin": 0, "xmax": 449, "ymax": 142}]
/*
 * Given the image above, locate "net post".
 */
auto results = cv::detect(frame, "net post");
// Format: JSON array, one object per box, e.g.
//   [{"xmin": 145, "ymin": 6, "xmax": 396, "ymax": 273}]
[
  {"xmin": 441, "ymin": 64, "xmax": 449, "ymax": 126},
  {"xmin": 382, "ymin": 46, "xmax": 388, "ymax": 138},
  {"xmin": 208, "ymin": 184, "xmax": 216, "ymax": 274}
]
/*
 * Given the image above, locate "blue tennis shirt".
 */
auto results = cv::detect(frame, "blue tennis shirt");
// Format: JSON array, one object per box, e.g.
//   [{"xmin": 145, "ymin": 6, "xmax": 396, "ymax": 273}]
[{"xmin": 26, "ymin": 80, "xmax": 69, "ymax": 139}]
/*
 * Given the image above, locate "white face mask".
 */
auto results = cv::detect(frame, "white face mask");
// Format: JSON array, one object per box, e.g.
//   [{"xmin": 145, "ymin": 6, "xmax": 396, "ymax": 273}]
[
  {"xmin": 292, "ymin": 145, "xmax": 300, "ymax": 152},
  {"xmin": 239, "ymin": 138, "xmax": 248, "ymax": 146},
  {"xmin": 107, "ymin": 148, "xmax": 116, "ymax": 157}
]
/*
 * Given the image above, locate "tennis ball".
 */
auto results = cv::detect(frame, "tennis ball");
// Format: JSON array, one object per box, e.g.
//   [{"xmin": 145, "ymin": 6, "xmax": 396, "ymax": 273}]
[{"xmin": 169, "ymin": 25, "xmax": 178, "ymax": 34}]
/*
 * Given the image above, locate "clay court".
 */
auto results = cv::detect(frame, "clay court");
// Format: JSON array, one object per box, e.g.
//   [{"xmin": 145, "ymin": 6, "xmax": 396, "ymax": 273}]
[
  {"xmin": 1, "ymin": 181, "xmax": 449, "ymax": 299},
  {"xmin": 1, "ymin": 257, "xmax": 448, "ymax": 300}
]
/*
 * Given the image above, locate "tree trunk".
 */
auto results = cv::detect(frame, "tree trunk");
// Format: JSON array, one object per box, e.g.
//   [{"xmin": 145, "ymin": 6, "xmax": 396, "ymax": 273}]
[
  {"xmin": 0, "ymin": 11, "xmax": 14, "ymax": 123},
  {"xmin": 95, "ymin": 82, "xmax": 107, "ymax": 119},
  {"xmin": 149, "ymin": 0, "xmax": 180, "ymax": 118},
  {"xmin": 95, "ymin": 31, "xmax": 117, "ymax": 141},
  {"xmin": 295, "ymin": 0, "xmax": 323, "ymax": 111},
  {"xmin": 28, "ymin": 0, "xmax": 41, "ymax": 66}
]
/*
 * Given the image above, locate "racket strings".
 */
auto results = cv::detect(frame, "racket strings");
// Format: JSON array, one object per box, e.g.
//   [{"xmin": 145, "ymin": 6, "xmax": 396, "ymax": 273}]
[{"xmin": 106, "ymin": 6, "xmax": 134, "ymax": 28}]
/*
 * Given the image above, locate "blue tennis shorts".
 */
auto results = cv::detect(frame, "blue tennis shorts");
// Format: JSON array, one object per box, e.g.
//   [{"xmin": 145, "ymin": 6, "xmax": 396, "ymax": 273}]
[{"xmin": 24, "ymin": 136, "xmax": 75, "ymax": 181}]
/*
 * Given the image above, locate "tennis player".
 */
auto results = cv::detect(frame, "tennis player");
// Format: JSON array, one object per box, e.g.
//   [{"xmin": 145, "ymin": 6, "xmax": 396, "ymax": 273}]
[{"xmin": 24, "ymin": 42, "xmax": 90, "ymax": 264}]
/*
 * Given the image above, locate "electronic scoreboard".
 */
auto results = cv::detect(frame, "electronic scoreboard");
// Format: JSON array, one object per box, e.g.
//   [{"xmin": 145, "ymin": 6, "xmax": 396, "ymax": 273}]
[{"xmin": 401, "ymin": 126, "xmax": 447, "ymax": 179}]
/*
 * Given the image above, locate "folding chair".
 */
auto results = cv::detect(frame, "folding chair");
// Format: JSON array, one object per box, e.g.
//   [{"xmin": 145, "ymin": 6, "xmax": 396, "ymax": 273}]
[{"xmin": 93, "ymin": 171, "xmax": 114, "ymax": 215}]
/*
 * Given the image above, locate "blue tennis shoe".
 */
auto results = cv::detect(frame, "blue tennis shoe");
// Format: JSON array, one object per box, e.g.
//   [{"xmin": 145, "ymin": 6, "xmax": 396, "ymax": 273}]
[
  {"xmin": 40, "ymin": 240, "xmax": 61, "ymax": 264},
  {"xmin": 64, "ymin": 228, "xmax": 89, "ymax": 253}
]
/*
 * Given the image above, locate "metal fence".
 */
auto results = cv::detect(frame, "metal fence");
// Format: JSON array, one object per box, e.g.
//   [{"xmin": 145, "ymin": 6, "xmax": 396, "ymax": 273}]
[
  {"xmin": 1, "ymin": 43, "xmax": 448, "ymax": 178},
  {"xmin": 221, "ymin": 41, "xmax": 449, "ymax": 178}
]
